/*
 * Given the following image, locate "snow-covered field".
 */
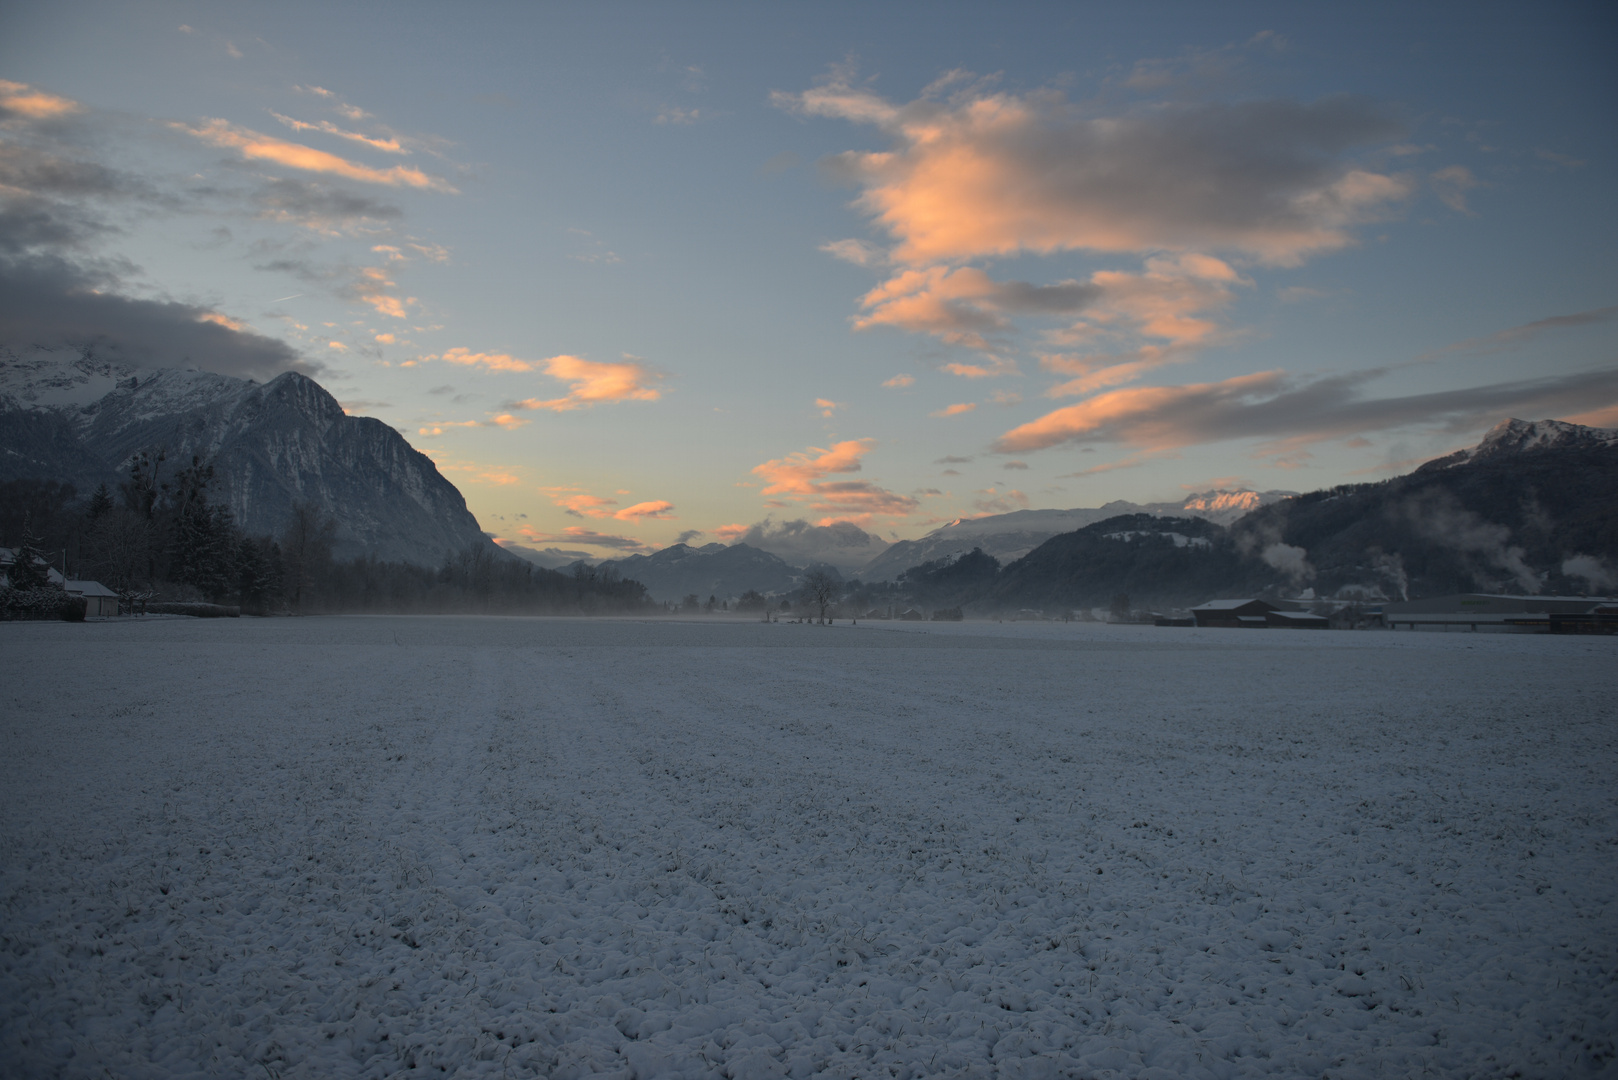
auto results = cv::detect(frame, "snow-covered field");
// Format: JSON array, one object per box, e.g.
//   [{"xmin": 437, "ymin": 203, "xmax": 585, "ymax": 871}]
[{"xmin": 2, "ymin": 616, "xmax": 1615, "ymax": 1079}]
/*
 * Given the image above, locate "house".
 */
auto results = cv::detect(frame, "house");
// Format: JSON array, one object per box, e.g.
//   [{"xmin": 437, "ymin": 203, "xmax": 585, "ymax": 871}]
[
  {"xmin": 0, "ymin": 547, "xmax": 65, "ymax": 587},
  {"xmin": 1189, "ymin": 599, "xmax": 1277, "ymax": 628},
  {"xmin": 65, "ymin": 580, "xmax": 120, "ymax": 617}
]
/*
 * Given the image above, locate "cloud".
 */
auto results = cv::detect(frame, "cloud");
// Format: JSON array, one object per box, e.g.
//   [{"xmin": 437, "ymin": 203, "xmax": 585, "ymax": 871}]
[
  {"xmin": 820, "ymin": 238, "xmax": 884, "ymax": 265},
  {"xmin": 343, "ymin": 265, "xmax": 412, "ymax": 318},
  {"xmin": 417, "ymin": 412, "xmax": 527, "ymax": 435},
  {"xmin": 992, "ymin": 365, "xmax": 1618, "ymax": 454},
  {"xmin": 655, "ymin": 106, "xmax": 701, "ymax": 125},
  {"xmin": 174, "ymin": 119, "xmax": 457, "ymax": 192},
  {"xmin": 1430, "ymin": 165, "xmax": 1480, "ymax": 213},
  {"xmin": 251, "ymin": 177, "xmax": 403, "ymax": 230},
  {"xmin": 614, "ymin": 501, "xmax": 675, "ymax": 520},
  {"xmin": 932, "ymin": 402, "xmax": 977, "ymax": 417},
  {"xmin": 752, "ymin": 438, "xmax": 919, "ymax": 518},
  {"xmin": 1057, "ymin": 451, "xmax": 1171, "ymax": 478},
  {"xmin": 437, "ymin": 347, "xmax": 539, "ymax": 373},
  {"xmin": 1002, "ymin": 460, "xmax": 1029, "ymax": 470},
  {"xmin": 0, "ymin": 254, "xmax": 313, "ymax": 380},
  {"xmin": 855, "ymin": 265, "xmax": 1101, "ymax": 349},
  {"xmin": 784, "ymin": 74, "xmax": 1409, "ymax": 267},
  {"xmin": 714, "ymin": 523, "xmax": 749, "ymax": 541},
  {"xmin": 518, "ymin": 526, "xmax": 651, "ymax": 551},
  {"xmin": 675, "ymin": 529, "xmax": 705, "ymax": 545},
  {"xmin": 972, "ymin": 488, "xmax": 1030, "ymax": 514},
  {"xmin": 882, "ymin": 373, "xmax": 914, "ymax": 388},
  {"xmin": 728, "ymin": 517, "xmax": 888, "ymax": 572},
  {"xmin": 504, "ymin": 355, "xmax": 666, "ymax": 411},
  {"xmin": 0, "ymin": 80, "xmax": 83, "ymax": 124},
  {"xmin": 815, "ymin": 397, "xmax": 843, "ymax": 417},
  {"xmin": 1425, "ymin": 305, "xmax": 1618, "ymax": 358},
  {"xmin": 269, "ymin": 111, "xmax": 407, "ymax": 154},
  {"xmin": 935, "ymin": 455, "xmax": 973, "ymax": 464},
  {"xmin": 551, "ymin": 492, "xmax": 619, "ymax": 518}
]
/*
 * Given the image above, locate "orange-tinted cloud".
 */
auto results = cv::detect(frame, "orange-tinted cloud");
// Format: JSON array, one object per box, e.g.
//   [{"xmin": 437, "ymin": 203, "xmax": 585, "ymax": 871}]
[
  {"xmin": 0, "ymin": 80, "xmax": 82, "ymax": 122},
  {"xmin": 174, "ymin": 119, "xmax": 456, "ymax": 191},
  {"xmin": 554, "ymin": 493, "xmax": 618, "ymax": 518},
  {"xmin": 714, "ymin": 523, "xmax": 749, "ymax": 541},
  {"xmin": 882, "ymin": 374, "xmax": 915, "ymax": 388},
  {"xmin": 856, "ymin": 266, "xmax": 1100, "ymax": 349},
  {"xmin": 270, "ymin": 111, "xmax": 406, "ymax": 154},
  {"xmin": 614, "ymin": 501, "xmax": 675, "ymax": 520},
  {"xmin": 437, "ymin": 347, "xmax": 537, "ymax": 372},
  {"xmin": 932, "ymin": 402, "xmax": 977, "ymax": 417},
  {"xmin": 785, "ymin": 75, "xmax": 1410, "ymax": 267},
  {"xmin": 347, "ymin": 266, "xmax": 412, "ymax": 318},
  {"xmin": 752, "ymin": 438, "xmax": 919, "ymax": 518},
  {"xmin": 506, "ymin": 355, "xmax": 666, "ymax": 412}
]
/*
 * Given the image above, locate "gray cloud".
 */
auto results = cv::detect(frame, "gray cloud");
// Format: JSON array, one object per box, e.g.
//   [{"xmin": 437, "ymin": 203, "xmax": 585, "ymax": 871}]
[
  {"xmin": 0, "ymin": 254, "xmax": 316, "ymax": 381},
  {"xmin": 994, "ymin": 366, "xmax": 1618, "ymax": 454},
  {"xmin": 1428, "ymin": 305, "xmax": 1618, "ymax": 358},
  {"xmin": 251, "ymin": 177, "xmax": 404, "ymax": 227}
]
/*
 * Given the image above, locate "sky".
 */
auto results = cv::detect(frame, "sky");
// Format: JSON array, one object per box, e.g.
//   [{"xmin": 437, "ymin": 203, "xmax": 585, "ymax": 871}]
[{"xmin": 2, "ymin": 1, "xmax": 1615, "ymax": 564}]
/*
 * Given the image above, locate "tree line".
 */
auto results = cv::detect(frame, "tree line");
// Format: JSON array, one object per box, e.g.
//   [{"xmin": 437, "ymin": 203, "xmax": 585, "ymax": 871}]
[{"xmin": 1, "ymin": 455, "xmax": 655, "ymax": 616}]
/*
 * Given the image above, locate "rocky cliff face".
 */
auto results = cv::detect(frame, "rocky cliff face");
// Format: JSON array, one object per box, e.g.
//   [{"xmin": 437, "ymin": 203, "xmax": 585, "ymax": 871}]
[{"xmin": 1, "ymin": 352, "xmax": 494, "ymax": 566}]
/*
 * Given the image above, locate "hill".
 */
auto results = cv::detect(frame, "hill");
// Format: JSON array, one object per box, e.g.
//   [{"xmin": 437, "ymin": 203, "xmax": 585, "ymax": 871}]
[
  {"xmin": 888, "ymin": 419, "xmax": 1617, "ymax": 614},
  {"xmin": 859, "ymin": 489, "xmax": 1294, "ymax": 582}
]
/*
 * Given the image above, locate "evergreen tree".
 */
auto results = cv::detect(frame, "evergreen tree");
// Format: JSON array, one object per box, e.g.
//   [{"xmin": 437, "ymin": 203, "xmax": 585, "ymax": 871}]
[
  {"xmin": 86, "ymin": 483, "xmax": 114, "ymax": 521},
  {"xmin": 6, "ymin": 519, "xmax": 54, "ymax": 589}
]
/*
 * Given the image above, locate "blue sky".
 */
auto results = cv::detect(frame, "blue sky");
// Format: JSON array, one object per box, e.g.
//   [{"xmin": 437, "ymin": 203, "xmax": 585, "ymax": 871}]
[{"xmin": 2, "ymin": 1, "xmax": 1614, "ymax": 560}]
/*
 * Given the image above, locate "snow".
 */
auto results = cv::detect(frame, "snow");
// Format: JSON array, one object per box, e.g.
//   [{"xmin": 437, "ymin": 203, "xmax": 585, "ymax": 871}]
[
  {"xmin": 1102, "ymin": 531, "xmax": 1211, "ymax": 548},
  {"xmin": 2, "ymin": 616, "xmax": 1615, "ymax": 1079}
]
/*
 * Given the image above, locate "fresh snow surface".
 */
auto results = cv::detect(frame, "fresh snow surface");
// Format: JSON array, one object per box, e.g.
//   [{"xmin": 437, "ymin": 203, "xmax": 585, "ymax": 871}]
[{"xmin": 2, "ymin": 617, "xmax": 1615, "ymax": 1080}]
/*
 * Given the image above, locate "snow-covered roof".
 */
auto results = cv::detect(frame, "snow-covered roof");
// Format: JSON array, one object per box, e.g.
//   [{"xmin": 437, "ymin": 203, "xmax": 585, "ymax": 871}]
[
  {"xmin": 64, "ymin": 580, "xmax": 117, "ymax": 598},
  {"xmin": 1191, "ymin": 598, "xmax": 1270, "ymax": 611}
]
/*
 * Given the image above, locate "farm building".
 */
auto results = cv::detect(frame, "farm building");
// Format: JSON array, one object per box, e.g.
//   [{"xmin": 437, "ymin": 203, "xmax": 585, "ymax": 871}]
[
  {"xmin": 1382, "ymin": 594, "xmax": 1618, "ymax": 633},
  {"xmin": 1189, "ymin": 599, "xmax": 1276, "ymax": 628}
]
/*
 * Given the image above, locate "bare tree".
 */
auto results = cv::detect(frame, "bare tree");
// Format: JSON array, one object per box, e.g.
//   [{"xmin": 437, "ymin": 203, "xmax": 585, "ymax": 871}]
[
  {"xmin": 803, "ymin": 568, "xmax": 839, "ymax": 624},
  {"xmin": 281, "ymin": 501, "xmax": 336, "ymax": 612}
]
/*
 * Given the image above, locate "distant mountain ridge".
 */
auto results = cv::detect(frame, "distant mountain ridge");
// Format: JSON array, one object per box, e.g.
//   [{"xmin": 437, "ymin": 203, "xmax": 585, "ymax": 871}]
[
  {"xmin": 857, "ymin": 488, "xmax": 1295, "ymax": 582},
  {"xmin": 1, "ymin": 348, "xmax": 496, "ymax": 566},
  {"xmin": 921, "ymin": 418, "xmax": 1618, "ymax": 613},
  {"xmin": 606, "ymin": 542, "xmax": 800, "ymax": 603}
]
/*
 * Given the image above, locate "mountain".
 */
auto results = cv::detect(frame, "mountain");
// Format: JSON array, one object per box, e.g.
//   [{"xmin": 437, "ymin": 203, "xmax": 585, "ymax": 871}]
[
  {"xmin": 607, "ymin": 542, "xmax": 801, "ymax": 603},
  {"xmin": 726, "ymin": 519, "xmax": 888, "ymax": 575},
  {"xmin": 1, "ymin": 348, "xmax": 497, "ymax": 566},
  {"xmin": 1228, "ymin": 418, "xmax": 1618, "ymax": 600},
  {"xmin": 985, "ymin": 514, "xmax": 1269, "ymax": 613},
  {"xmin": 858, "ymin": 489, "xmax": 1294, "ymax": 583},
  {"xmin": 970, "ymin": 418, "xmax": 1618, "ymax": 612},
  {"xmin": 1416, "ymin": 418, "xmax": 1618, "ymax": 471}
]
